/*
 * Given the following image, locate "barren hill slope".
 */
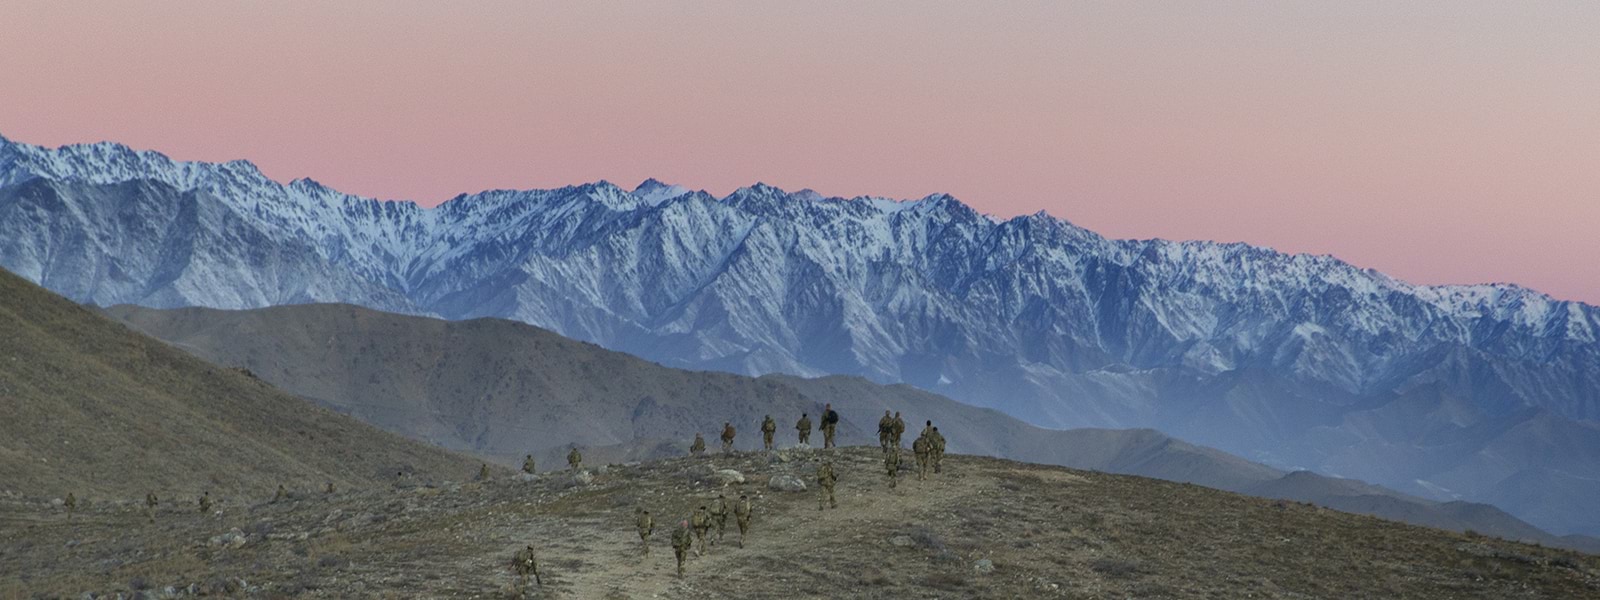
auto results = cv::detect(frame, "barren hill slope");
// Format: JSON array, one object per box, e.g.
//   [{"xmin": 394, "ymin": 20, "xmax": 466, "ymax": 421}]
[
  {"xmin": 107, "ymin": 303, "xmax": 1599, "ymax": 552},
  {"xmin": 4, "ymin": 447, "xmax": 1597, "ymax": 598},
  {"xmin": 106, "ymin": 303, "xmax": 1271, "ymax": 487},
  {"xmin": 0, "ymin": 269, "xmax": 483, "ymax": 503}
]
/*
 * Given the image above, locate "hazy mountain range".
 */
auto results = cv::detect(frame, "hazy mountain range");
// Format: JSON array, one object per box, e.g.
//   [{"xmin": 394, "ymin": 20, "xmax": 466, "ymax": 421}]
[
  {"xmin": 103, "ymin": 301, "xmax": 1600, "ymax": 552},
  {"xmin": 2, "ymin": 133, "xmax": 1597, "ymax": 536}
]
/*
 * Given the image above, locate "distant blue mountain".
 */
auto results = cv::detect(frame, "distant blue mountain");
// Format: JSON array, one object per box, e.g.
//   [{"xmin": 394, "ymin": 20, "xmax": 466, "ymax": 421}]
[{"xmin": 3, "ymin": 133, "xmax": 1598, "ymax": 536}]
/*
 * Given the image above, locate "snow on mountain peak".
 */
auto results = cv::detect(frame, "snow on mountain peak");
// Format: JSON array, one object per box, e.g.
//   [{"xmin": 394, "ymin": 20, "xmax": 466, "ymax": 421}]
[{"xmin": 632, "ymin": 178, "xmax": 690, "ymax": 206}]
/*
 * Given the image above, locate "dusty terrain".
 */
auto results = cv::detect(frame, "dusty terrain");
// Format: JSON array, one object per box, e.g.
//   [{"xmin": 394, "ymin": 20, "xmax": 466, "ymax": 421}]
[
  {"xmin": 107, "ymin": 302, "xmax": 1598, "ymax": 552},
  {"xmin": 0, "ymin": 270, "xmax": 483, "ymax": 501},
  {"xmin": 4, "ymin": 446, "xmax": 1597, "ymax": 599}
]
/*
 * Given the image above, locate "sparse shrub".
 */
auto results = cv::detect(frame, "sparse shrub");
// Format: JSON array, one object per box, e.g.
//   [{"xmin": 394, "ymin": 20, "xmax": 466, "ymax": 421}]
[
  {"xmin": 246, "ymin": 520, "xmax": 274, "ymax": 537},
  {"xmin": 922, "ymin": 572, "xmax": 968, "ymax": 590},
  {"xmin": 856, "ymin": 568, "xmax": 892, "ymax": 587},
  {"xmin": 317, "ymin": 555, "xmax": 348, "ymax": 569},
  {"xmin": 128, "ymin": 576, "xmax": 150, "ymax": 590},
  {"xmin": 1090, "ymin": 557, "xmax": 1143, "ymax": 579},
  {"xmin": 1079, "ymin": 511, "xmax": 1105, "ymax": 528},
  {"xmin": 907, "ymin": 527, "xmax": 946, "ymax": 553}
]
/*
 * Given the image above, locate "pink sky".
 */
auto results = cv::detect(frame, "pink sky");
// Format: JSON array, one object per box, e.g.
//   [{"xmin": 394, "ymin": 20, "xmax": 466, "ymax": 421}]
[{"xmin": 4, "ymin": 2, "xmax": 1598, "ymax": 303}]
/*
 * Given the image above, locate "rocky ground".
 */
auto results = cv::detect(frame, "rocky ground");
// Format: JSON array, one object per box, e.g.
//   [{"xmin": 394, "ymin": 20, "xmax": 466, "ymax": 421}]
[{"xmin": 3, "ymin": 446, "xmax": 1598, "ymax": 599}]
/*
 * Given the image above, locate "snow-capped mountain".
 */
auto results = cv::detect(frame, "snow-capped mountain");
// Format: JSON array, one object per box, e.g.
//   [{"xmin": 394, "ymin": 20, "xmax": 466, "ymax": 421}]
[{"xmin": 4, "ymin": 134, "xmax": 1599, "ymax": 536}]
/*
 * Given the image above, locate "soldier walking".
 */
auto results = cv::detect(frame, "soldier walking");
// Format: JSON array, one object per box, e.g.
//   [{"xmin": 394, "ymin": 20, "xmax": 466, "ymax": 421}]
[
  {"xmin": 877, "ymin": 410, "xmax": 894, "ymax": 453},
  {"xmin": 913, "ymin": 434, "xmax": 932, "ymax": 481},
  {"xmin": 710, "ymin": 493, "xmax": 730, "ymax": 543},
  {"xmin": 671, "ymin": 520, "xmax": 693, "ymax": 577},
  {"xmin": 884, "ymin": 446, "xmax": 901, "ymax": 489},
  {"xmin": 636, "ymin": 509, "xmax": 654, "ymax": 556},
  {"xmin": 761, "ymin": 415, "xmax": 777, "ymax": 450},
  {"xmin": 931, "ymin": 427, "xmax": 947, "ymax": 473},
  {"xmin": 567, "ymin": 445, "xmax": 583, "ymax": 471},
  {"xmin": 796, "ymin": 413, "xmax": 812, "ymax": 445},
  {"xmin": 478, "ymin": 463, "xmax": 491, "ymax": 481},
  {"xmin": 691, "ymin": 505, "xmax": 712, "ymax": 555},
  {"xmin": 512, "ymin": 544, "xmax": 540, "ymax": 595},
  {"xmin": 733, "ymin": 494, "xmax": 753, "ymax": 548},
  {"xmin": 817, "ymin": 461, "xmax": 839, "ymax": 510},
  {"xmin": 198, "ymin": 491, "xmax": 212, "ymax": 514},
  {"xmin": 146, "ymin": 492, "xmax": 158, "ymax": 523},
  {"xmin": 891, "ymin": 411, "xmax": 906, "ymax": 449},
  {"xmin": 522, "ymin": 454, "xmax": 537, "ymax": 474},
  {"xmin": 274, "ymin": 484, "xmax": 287, "ymax": 503},
  {"xmin": 690, "ymin": 433, "xmax": 706, "ymax": 456},
  {"xmin": 720, "ymin": 422, "xmax": 737, "ymax": 454},
  {"xmin": 821, "ymin": 404, "xmax": 840, "ymax": 449},
  {"xmin": 64, "ymin": 493, "xmax": 76, "ymax": 520}
]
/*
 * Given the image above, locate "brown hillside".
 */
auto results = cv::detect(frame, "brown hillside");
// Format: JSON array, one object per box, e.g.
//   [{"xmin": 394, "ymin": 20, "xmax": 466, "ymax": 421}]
[
  {"xmin": 106, "ymin": 302, "xmax": 1600, "ymax": 553},
  {"xmin": 0, "ymin": 269, "xmax": 482, "ymax": 505}
]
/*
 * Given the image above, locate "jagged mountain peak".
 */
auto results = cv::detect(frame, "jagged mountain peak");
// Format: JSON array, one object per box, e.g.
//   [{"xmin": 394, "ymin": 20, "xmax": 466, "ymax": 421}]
[
  {"xmin": 632, "ymin": 177, "xmax": 691, "ymax": 206},
  {"xmin": 5, "ymin": 133, "xmax": 1600, "ymax": 535}
]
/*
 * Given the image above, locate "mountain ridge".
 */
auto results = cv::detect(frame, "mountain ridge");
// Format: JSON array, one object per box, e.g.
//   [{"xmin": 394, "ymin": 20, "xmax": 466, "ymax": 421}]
[{"xmin": 104, "ymin": 301, "xmax": 1600, "ymax": 553}]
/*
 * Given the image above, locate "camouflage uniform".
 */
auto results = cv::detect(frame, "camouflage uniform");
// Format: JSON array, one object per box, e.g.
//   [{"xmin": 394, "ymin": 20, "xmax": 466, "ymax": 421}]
[
  {"xmin": 198, "ymin": 492, "xmax": 212, "ymax": 514},
  {"xmin": 690, "ymin": 433, "xmax": 706, "ymax": 456},
  {"xmin": 691, "ymin": 506, "xmax": 712, "ymax": 555},
  {"xmin": 913, "ymin": 435, "xmax": 932, "ymax": 481},
  {"xmin": 890, "ymin": 412, "xmax": 906, "ymax": 449},
  {"xmin": 671, "ymin": 522, "xmax": 693, "ymax": 577},
  {"xmin": 796, "ymin": 414, "xmax": 812, "ymax": 445},
  {"xmin": 817, "ymin": 462, "xmax": 838, "ymax": 510},
  {"xmin": 761, "ymin": 416, "xmax": 777, "ymax": 450},
  {"xmin": 720, "ymin": 423, "xmax": 736, "ymax": 454},
  {"xmin": 146, "ymin": 493, "xmax": 158, "ymax": 523},
  {"xmin": 636, "ymin": 510, "xmax": 654, "ymax": 556},
  {"xmin": 877, "ymin": 411, "xmax": 894, "ymax": 452},
  {"xmin": 710, "ymin": 494, "xmax": 730, "ymax": 543},
  {"xmin": 512, "ymin": 544, "xmax": 541, "ymax": 592},
  {"xmin": 478, "ymin": 463, "xmax": 491, "ymax": 481},
  {"xmin": 274, "ymin": 484, "xmax": 287, "ymax": 503},
  {"xmin": 931, "ymin": 427, "xmax": 947, "ymax": 473},
  {"xmin": 821, "ymin": 405, "xmax": 839, "ymax": 449},
  {"xmin": 733, "ymin": 495, "xmax": 753, "ymax": 548},
  {"xmin": 64, "ymin": 493, "xmax": 76, "ymax": 519},
  {"xmin": 325, "ymin": 481, "xmax": 336, "ymax": 494},
  {"xmin": 522, "ymin": 454, "xmax": 537, "ymax": 474},
  {"xmin": 884, "ymin": 447, "xmax": 901, "ymax": 489},
  {"xmin": 567, "ymin": 447, "xmax": 583, "ymax": 471}
]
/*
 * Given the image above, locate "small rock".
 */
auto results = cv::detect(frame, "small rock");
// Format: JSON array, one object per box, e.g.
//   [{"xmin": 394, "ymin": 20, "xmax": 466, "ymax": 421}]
[
  {"xmin": 209, "ymin": 528, "xmax": 247, "ymax": 548},
  {"xmin": 973, "ymin": 559, "xmax": 995, "ymax": 574},
  {"xmin": 574, "ymin": 470, "xmax": 595, "ymax": 485},
  {"xmin": 516, "ymin": 472, "xmax": 538, "ymax": 482},
  {"xmin": 596, "ymin": 464, "xmax": 610, "ymax": 475},
  {"xmin": 890, "ymin": 535, "xmax": 915, "ymax": 547},
  {"xmin": 792, "ymin": 442, "xmax": 812, "ymax": 451},
  {"xmin": 714, "ymin": 469, "xmax": 745, "ymax": 484},
  {"xmin": 767, "ymin": 475, "xmax": 806, "ymax": 492}
]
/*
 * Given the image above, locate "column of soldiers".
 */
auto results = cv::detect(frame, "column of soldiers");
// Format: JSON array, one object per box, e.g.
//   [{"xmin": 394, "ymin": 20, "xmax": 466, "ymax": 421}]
[
  {"xmin": 652, "ymin": 491, "xmax": 762, "ymax": 577},
  {"xmin": 501, "ymin": 409, "xmax": 949, "ymax": 585}
]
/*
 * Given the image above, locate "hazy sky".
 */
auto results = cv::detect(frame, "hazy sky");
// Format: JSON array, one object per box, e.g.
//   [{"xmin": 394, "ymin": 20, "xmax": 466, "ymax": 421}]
[{"xmin": 4, "ymin": 2, "xmax": 1598, "ymax": 303}]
